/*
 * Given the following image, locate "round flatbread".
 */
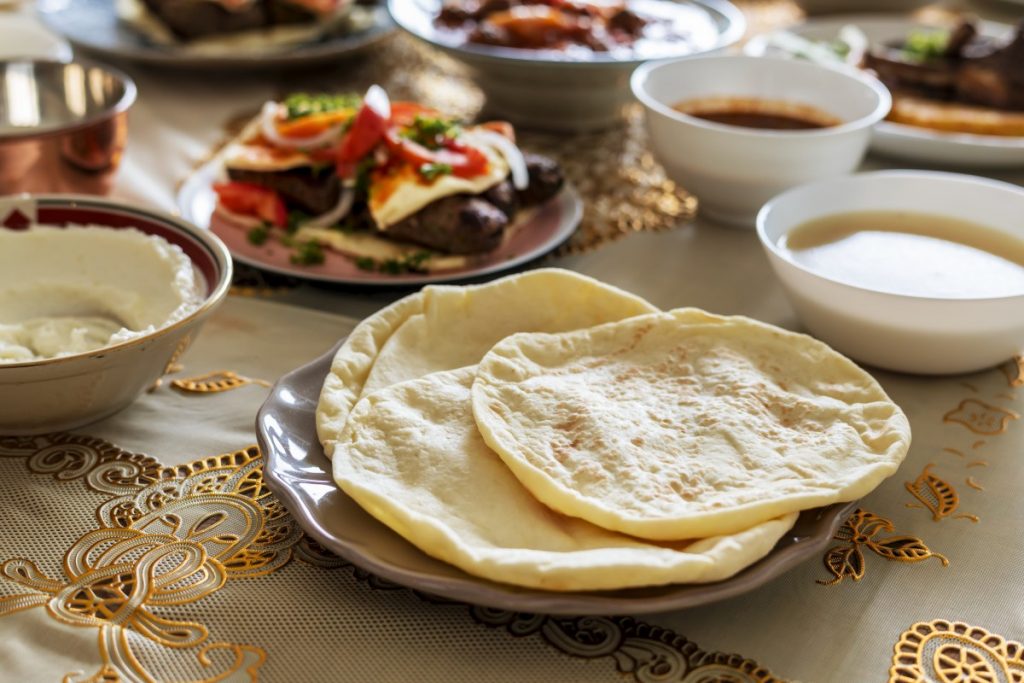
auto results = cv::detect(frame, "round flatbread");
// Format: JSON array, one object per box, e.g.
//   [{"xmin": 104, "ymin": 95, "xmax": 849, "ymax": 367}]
[
  {"xmin": 472, "ymin": 309, "xmax": 911, "ymax": 540},
  {"xmin": 333, "ymin": 367, "xmax": 798, "ymax": 591},
  {"xmin": 316, "ymin": 268, "xmax": 657, "ymax": 457}
]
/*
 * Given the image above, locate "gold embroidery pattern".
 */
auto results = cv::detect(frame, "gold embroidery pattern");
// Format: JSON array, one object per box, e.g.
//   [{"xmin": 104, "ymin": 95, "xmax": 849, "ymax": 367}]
[
  {"xmin": 171, "ymin": 371, "xmax": 271, "ymax": 394},
  {"xmin": 1001, "ymin": 356, "xmax": 1024, "ymax": 388},
  {"xmin": 943, "ymin": 399, "xmax": 1020, "ymax": 435},
  {"xmin": 890, "ymin": 619, "xmax": 1024, "ymax": 683},
  {"xmin": 149, "ymin": 336, "xmax": 191, "ymax": 392},
  {"xmin": 0, "ymin": 436, "xmax": 297, "ymax": 681},
  {"xmin": 0, "ymin": 433, "xmax": 784, "ymax": 683},
  {"xmin": 468, "ymin": 611, "xmax": 781, "ymax": 683},
  {"xmin": 818, "ymin": 509, "xmax": 948, "ymax": 586},
  {"xmin": 905, "ymin": 465, "xmax": 978, "ymax": 523}
]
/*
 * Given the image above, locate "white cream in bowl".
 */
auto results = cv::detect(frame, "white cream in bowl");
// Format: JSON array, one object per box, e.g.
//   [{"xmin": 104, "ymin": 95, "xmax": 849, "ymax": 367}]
[
  {"xmin": 0, "ymin": 225, "xmax": 203, "ymax": 363},
  {"xmin": 757, "ymin": 171, "xmax": 1024, "ymax": 375}
]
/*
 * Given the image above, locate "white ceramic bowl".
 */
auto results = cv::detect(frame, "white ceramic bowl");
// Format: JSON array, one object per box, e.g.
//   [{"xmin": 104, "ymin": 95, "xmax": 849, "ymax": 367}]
[
  {"xmin": 389, "ymin": 0, "xmax": 744, "ymax": 131},
  {"xmin": 0, "ymin": 195, "xmax": 232, "ymax": 434},
  {"xmin": 631, "ymin": 55, "xmax": 891, "ymax": 227},
  {"xmin": 757, "ymin": 171, "xmax": 1024, "ymax": 375}
]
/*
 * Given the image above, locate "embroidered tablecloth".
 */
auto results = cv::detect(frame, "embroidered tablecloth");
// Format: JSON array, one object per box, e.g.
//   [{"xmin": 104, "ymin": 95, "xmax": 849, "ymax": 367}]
[{"xmin": 5, "ymin": 1, "xmax": 1024, "ymax": 681}]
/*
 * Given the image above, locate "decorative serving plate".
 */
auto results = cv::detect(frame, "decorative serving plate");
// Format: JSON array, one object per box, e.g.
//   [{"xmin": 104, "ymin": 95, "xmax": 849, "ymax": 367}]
[
  {"xmin": 178, "ymin": 155, "xmax": 583, "ymax": 287},
  {"xmin": 389, "ymin": 0, "xmax": 745, "ymax": 65},
  {"xmin": 258, "ymin": 342, "xmax": 858, "ymax": 615},
  {"xmin": 746, "ymin": 15, "xmax": 1024, "ymax": 169},
  {"xmin": 37, "ymin": 0, "xmax": 395, "ymax": 69}
]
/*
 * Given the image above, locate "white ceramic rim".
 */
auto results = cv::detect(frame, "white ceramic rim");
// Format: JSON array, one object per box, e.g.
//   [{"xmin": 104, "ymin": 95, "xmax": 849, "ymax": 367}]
[
  {"xmin": 0, "ymin": 58, "xmax": 137, "ymax": 141},
  {"xmin": 630, "ymin": 54, "xmax": 892, "ymax": 139},
  {"xmin": 755, "ymin": 170, "xmax": 1024, "ymax": 303},
  {"xmin": 0, "ymin": 194, "xmax": 233, "ymax": 369},
  {"xmin": 388, "ymin": 0, "xmax": 746, "ymax": 66}
]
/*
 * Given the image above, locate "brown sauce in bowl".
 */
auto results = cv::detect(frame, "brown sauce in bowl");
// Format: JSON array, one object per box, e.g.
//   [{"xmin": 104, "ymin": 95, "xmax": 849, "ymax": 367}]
[{"xmin": 673, "ymin": 97, "xmax": 842, "ymax": 131}]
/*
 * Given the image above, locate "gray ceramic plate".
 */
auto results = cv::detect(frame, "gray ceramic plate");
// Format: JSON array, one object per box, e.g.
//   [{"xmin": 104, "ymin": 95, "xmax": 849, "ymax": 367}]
[
  {"xmin": 37, "ymin": 0, "xmax": 394, "ymax": 69},
  {"xmin": 258, "ymin": 342, "xmax": 858, "ymax": 615}
]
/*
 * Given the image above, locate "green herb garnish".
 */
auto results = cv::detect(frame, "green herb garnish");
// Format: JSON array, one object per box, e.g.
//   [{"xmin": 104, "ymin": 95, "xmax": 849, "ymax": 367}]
[
  {"xmin": 283, "ymin": 93, "xmax": 361, "ymax": 121},
  {"xmin": 290, "ymin": 241, "xmax": 325, "ymax": 266},
  {"xmin": 401, "ymin": 115, "xmax": 462, "ymax": 149},
  {"xmin": 419, "ymin": 162, "xmax": 453, "ymax": 181},
  {"xmin": 355, "ymin": 256, "xmax": 376, "ymax": 271},
  {"xmin": 355, "ymin": 251, "xmax": 432, "ymax": 274},
  {"xmin": 286, "ymin": 210, "xmax": 311, "ymax": 235},
  {"xmin": 247, "ymin": 223, "xmax": 270, "ymax": 246},
  {"xmin": 902, "ymin": 30, "xmax": 948, "ymax": 61}
]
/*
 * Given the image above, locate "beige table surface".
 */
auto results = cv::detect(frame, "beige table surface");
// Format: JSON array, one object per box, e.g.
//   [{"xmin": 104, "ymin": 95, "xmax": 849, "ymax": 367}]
[{"xmin": 3, "ymin": 2, "xmax": 1024, "ymax": 681}]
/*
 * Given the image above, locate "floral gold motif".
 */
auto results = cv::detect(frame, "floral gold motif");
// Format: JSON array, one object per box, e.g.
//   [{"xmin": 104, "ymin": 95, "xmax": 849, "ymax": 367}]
[
  {"xmin": 1000, "ymin": 356, "xmax": 1024, "ymax": 388},
  {"xmin": 943, "ymin": 448, "xmax": 965, "ymax": 459},
  {"xmin": 818, "ymin": 509, "xmax": 947, "ymax": 586},
  {"xmin": 889, "ymin": 619, "xmax": 1024, "ymax": 682},
  {"xmin": 943, "ymin": 399, "xmax": 1020, "ymax": 435},
  {"xmin": 170, "ymin": 370, "xmax": 271, "ymax": 394},
  {"xmin": 0, "ymin": 431, "xmax": 788, "ymax": 683},
  {"xmin": 148, "ymin": 335, "xmax": 191, "ymax": 392},
  {"xmin": 905, "ymin": 465, "xmax": 977, "ymax": 523},
  {"xmin": 966, "ymin": 477, "xmax": 985, "ymax": 492},
  {"xmin": 0, "ymin": 437, "xmax": 295, "ymax": 681}
]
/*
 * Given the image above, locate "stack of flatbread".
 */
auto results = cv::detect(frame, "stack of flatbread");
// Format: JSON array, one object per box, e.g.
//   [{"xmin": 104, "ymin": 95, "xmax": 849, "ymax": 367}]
[{"xmin": 316, "ymin": 269, "xmax": 911, "ymax": 591}]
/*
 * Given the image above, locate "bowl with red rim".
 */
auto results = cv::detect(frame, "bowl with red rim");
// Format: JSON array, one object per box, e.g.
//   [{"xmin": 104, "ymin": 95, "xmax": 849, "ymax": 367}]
[{"xmin": 0, "ymin": 194, "xmax": 232, "ymax": 434}]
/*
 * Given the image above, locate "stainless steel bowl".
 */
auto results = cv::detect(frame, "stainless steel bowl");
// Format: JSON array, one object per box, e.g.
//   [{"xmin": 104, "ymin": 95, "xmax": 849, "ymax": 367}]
[{"xmin": 0, "ymin": 60, "xmax": 136, "ymax": 195}]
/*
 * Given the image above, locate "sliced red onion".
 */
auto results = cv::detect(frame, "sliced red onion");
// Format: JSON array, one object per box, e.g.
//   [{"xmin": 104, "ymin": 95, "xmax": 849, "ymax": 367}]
[
  {"xmin": 364, "ymin": 84, "xmax": 391, "ymax": 120},
  {"xmin": 305, "ymin": 187, "xmax": 355, "ymax": 228},
  {"xmin": 463, "ymin": 129, "xmax": 529, "ymax": 190},
  {"xmin": 259, "ymin": 100, "xmax": 345, "ymax": 150}
]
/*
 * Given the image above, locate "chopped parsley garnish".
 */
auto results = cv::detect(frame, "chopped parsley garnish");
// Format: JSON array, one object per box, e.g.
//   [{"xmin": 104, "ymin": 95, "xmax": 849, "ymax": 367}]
[
  {"xmin": 283, "ymin": 93, "xmax": 361, "ymax": 121},
  {"xmin": 286, "ymin": 210, "xmax": 311, "ymax": 235},
  {"xmin": 247, "ymin": 223, "xmax": 270, "ymax": 246},
  {"xmin": 290, "ymin": 241, "xmax": 325, "ymax": 266},
  {"xmin": 354, "ymin": 251, "xmax": 433, "ymax": 274},
  {"xmin": 902, "ymin": 30, "xmax": 948, "ymax": 61},
  {"xmin": 401, "ymin": 115, "xmax": 462, "ymax": 149},
  {"xmin": 419, "ymin": 162, "xmax": 453, "ymax": 181}
]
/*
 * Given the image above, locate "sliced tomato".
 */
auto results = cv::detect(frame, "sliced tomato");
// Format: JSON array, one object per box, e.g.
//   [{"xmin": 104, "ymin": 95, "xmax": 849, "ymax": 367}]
[
  {"xmin": 389, "ymin": 101, "xmax": 441, "ymax": 128},
  {"xmin": 213, "ymin": 181, "xmax": 287, "ymax": 228},
  {"xmin": 276, "ymin": 109, "xmax": 355, "ymax": 139},
  {"xmin": 384, "ymin": 130, "xmax": 489, "ymax": 180},
  {"xmin": 335, "ymin": 85, "xmax": 391, "ymax": 178}
]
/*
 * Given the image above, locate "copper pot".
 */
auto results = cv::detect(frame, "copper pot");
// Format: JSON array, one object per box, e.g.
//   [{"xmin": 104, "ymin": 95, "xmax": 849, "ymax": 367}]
[{"xmin": 0, "ymin": 60, "xmax": 136, "ymax": 195}]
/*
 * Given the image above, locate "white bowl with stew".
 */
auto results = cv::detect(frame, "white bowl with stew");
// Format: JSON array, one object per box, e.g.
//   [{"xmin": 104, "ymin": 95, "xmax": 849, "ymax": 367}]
[
  {"xmin": 389, "ymin": 0, "xmax": 744, "ymax": 131},
  {"xmin": 757, "ymin": 171, "xmax": 1024, "ymax": 375},
  {"xmin": 631, "ymin": 55, "xmax": 891, "ymax": 227}
]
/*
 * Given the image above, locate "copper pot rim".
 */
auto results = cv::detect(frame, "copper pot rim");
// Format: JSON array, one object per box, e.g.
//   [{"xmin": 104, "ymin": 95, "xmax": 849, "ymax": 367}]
[{"xmin": 0, "ymin": 58, "xmax": 138, "ymax": 142}]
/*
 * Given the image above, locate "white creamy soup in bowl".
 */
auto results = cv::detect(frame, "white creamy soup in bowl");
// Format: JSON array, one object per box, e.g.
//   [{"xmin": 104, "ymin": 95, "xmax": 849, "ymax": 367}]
[{"xmin": 0, "ymin": 225, "xmax": 204, "ymax": 363}]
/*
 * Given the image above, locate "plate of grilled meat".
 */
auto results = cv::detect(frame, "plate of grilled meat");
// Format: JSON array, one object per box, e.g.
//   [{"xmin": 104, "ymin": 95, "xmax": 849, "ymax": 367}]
[{"xmin": 177, "ymin": 87, "xmax": 580, "ymax": 284}]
